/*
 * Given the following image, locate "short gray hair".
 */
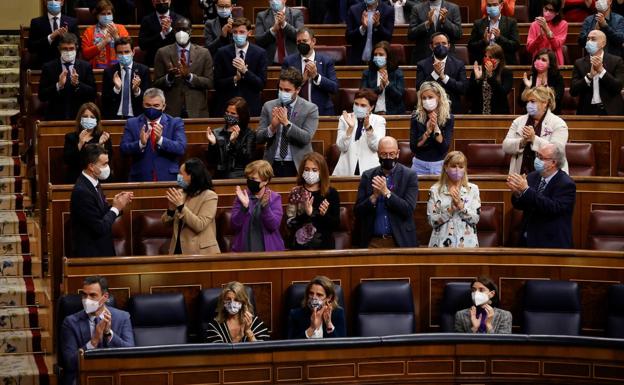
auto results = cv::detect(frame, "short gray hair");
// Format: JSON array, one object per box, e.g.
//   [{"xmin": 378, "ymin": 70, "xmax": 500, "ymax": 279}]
[
  {"xmin": 552, "ymin": 142, "xmax": 566, "ymax": 169},
  {"xmin": 143, "ymin": 88, "xmax": 165, "ymax": 103}
]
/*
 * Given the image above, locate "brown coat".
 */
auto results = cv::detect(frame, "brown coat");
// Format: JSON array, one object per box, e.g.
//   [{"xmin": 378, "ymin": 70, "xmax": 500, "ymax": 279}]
[{"xmin": 162, "ymin": 189, "xmax": 220, "ymax": 255}]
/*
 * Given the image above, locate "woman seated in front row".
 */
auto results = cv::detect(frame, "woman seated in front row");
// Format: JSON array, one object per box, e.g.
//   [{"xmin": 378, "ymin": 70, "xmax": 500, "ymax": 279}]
[
  {"xmin": 288, "ymin": 276, "xmax": 346, "ymax": 339},
  {"xmin": 455, "ymin": 276, "xmax": 512, "ymax": 334},
  {"xmin": 204, "ymin": 281, "xmax": 270, "ymax": 343}
]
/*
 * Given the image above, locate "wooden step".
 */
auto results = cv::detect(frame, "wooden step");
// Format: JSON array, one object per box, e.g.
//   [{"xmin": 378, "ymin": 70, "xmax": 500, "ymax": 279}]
[
  {"xmin": 0, "ymin": 125, "xmax": 20, "ymax": 141},
  {"xmin": 0, "ymin": 277, "xmax": 48, "ymax": 307},
  {"xmin": 0, "ymin": 139, "xmax": 20, "ymax": 156},
  {"xmin": 0, "ymin": 84, "xmax": 19, "ymax": 99},
  {"xmin": 0, "ymin": 177, "xmax": 31, "ymax": 195},
  {"xmin": 0, "ymin": 330, "xmax": 51, "ymax": 354},
  {"xmin": 0, "ymin": 235, "xmax": 40, "ymax": 257},
  {"xmin": 0, "ymin": 211, "xmax": 36, "ymax": 236},
  {"xmin": 0, "ymin": 193, "xmax": 32, "ymax": 211},
  {"xmin": 2, "ymin": 354, "xmax": 54, "ymax": 385},
  {"xmin": 0, "ymin": 156, "xmax": 26, "ymax": 177},
  {"xmin": 0, "ymin": 110, "xmax": 20, "ymax": 125},
  {"xmin": 0, "ymin": 255, "xmax": 42, "ymax": 277},
  {"xmin": 0, "ymin": 307, "xmax": 49, "ymax": 330}
]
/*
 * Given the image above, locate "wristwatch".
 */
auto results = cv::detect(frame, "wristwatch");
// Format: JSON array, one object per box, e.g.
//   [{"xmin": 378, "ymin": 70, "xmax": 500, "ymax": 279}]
[{"xmin": 385, "ymin": 191, "xmax": 391, "ymax": 199}]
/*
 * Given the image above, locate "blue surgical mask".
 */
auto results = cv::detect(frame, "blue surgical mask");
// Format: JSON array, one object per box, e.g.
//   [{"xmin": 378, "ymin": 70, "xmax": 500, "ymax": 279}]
[
  {"xmin": 176, "ymin": 174, "xmax": 189, "ymax": 189},
  {"xmin": 117, "ymin": 54, "xmax": 133, "ymax": 67},
  {"xmin": 486, "ymin": 5, "xmax": 501, "ymax": 18},
  {"xmin": 270, "ymin": 0, "xmax": 284, "ymax": 12},
  {"xmin": 365, "ymin": 0, "xmax": 377, "ymax": 5},
  {"xmin": 233, "ymin": 34, "xmax": 247, "ymax": 47},
  {"xmin": 534, "ymin": 157, "xmax": 545, "ymax": 173},
  {"xmin": 81, "ymin": 117, "xmax": 97, "ymax": 130},
  {"xmin": 47, "ymin": 0, "xmax": 62, "ymax": 15},
  {"xmin": 217, "ymin": 7, "xmax": 232, "ymax": 18},
  {"xmin": 353, "ymin": 105, "xmax": 368, "ymax": 119},
  {"xmin": 373, "ymin": 56, "xmax": 386, "ymax": 68},
  {"xmin": 526, "ymin": 101, "xmax": 538, "ymax": 116},
  {"xmin": 585, "ymin": 40, "xmax": 599, "ymax": 56},
  {"xmin": 99, "ymin": 14, "xmax": 114, "ymax": 26},
  {"xmin": 279, "ymin": 90, "xmax": 294, "ymax": 105}
]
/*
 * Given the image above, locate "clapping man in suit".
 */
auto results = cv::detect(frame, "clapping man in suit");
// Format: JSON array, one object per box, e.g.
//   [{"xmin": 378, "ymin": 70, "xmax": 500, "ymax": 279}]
[
  {"xmin": 28, "ymin": 0, "xmax": 80, "ymax": 69},
  {"xmin": 254, "ymin": 0, "xmax": 304, "ymax": 64},
  {"xmin": 570, "ymin": 29, "xmax": 624, "ymax": 115},
  {"xmin": 507, "ymin": 143, "xmax": 576, "ymax": 248},
  {"xmin": 578, "ymin": 0, "xmax": 624, "ymax": 58},
  {"xmin": 39, "ymin": 33, "xmax": 96, "ymax": 120},
  {"xmin": 120, "ymin": 88, "xmax": 187, "ymax": 181},
  {"xmin": 256, "ymin": 67, "xmax": 319, "ymax": 177},
  {"xmin": 102, "ymin": 37, "xmax": 151, "ymax": 119},
  {"xmin": 153, "ymin": 16, "xmax": 214, "ymax": 118},
  {"xmin": 213, "ymin": 17, "xmax": 268, "ymax": 117},
  {"xmin": 60, "ymin": 276, "xmax": 134, "ymax": 385},
  {"xmin": 408, "ymin": 0, "xmax": 462, "ymax": 63},
  {"xmin": 282, "ymin": 27, "xmax": 339, "ymax": 116},
  {"xmin": 468, "ymin": 0, "xmax": 519, "ymax": 64},
  {"xmin": 138, "ymin": 0, "xmax": 180, "ymax": 66},
  {"xmin": 346, "ymin": 0, "xmax": 395, "ymax": 64},
  {"xmin": 70, "ymin": 144, "xmax": 133, "ymax": 257}
]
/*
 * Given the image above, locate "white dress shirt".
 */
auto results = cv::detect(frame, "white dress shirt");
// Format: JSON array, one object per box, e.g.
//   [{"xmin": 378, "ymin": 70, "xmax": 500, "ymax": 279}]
[
  {"xmin": 585, "ymin": 52, "xmax": 607, "ymax": 104},
  {"xmin": 267, "ymin": 98, "xmax": 298, "ymax": 161},
  {"xmin": 300, "ymin": 50, "xmax": 322, "ymax": 101},
  {"xmin": 114, "ymin": 62, "xmax": 141, "ymax": 117},
  {"xmin": 431, "ymin": 55, "xmax": 449, "ymax": 84}
]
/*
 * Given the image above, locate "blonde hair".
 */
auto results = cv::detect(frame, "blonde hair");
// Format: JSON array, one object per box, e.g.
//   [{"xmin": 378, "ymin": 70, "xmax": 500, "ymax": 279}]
[
  {"xmin": 521, "ymin": 86, "xmax": 557, "ymax": 112},
  {"xmin": 244, "ymin": 160, "xmax": 274, "ymax": 181},
  {"xmin": 215, "ymin": 281, "xmax": 254, "ymax": 323},
  {"xmin": 436, "ymin": 151, "xmax": 469, "ymax": 193},
  {"xmin": 414, "ymin": 81, "xmax": 451, "ymax": 127}
]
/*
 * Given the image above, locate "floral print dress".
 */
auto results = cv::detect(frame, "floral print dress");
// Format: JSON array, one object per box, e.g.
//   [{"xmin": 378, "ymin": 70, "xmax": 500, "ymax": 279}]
[
  {"xmin": 286, "ymin": 186, "xmax": 340, "ymax": 250},
  {"xmin": 427, "ymin": 182, "xmax": 481, "ymax": 248}
]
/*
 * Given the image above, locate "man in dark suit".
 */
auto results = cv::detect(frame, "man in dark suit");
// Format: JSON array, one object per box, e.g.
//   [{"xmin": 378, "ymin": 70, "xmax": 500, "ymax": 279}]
[
  {"xmin": 416, "ymin": 32, "xmax": 468, "ymax": 114},
  {"xmin": 408, "ymin": 0, "xmax": 462, "ymax": 64},
  {"xmin": 254, "ymin": 0, "xmax": 304, "ymax": 64},
  {"xmin": 70, "ymin": 144, "xmax": 133, "ymax": 257},
  {"xmin": 508, "ymin": 143, "xmax": 576, "ymax": 248},
  {"xmin": 578, "ymin": 0, "xmax": 624, "ymax": 58},
  {"xmin": 38, "ymin": 33, "xmax": 97, "ymax": 120},
  {"xmin": 282, "ymin": 27, "xmax": 339, "ymax": 116},
  {"xmin": 467, "ymin": 0, "xmax": 519, "ymax": 64},
  {"xmin": 138, "ymin": 0, "xmax": 180, "ymax": 66},
  {"xmin": 354, "ymin": 136, "xmax": 419, "ymax": 248},
  {"xmin": 570, "ymin": 29, "xmax": 624, "ymax": 115},
  {"xmin": 102, "ymin": 37, "xmax": 151, "ymax": 119},
  {"xmin": 120, "ymin": 88, "xmax": 187, "ymax": 181},
  {"xmin": 213, "ymin": 17, "xmax": 267, "ymax": 117},
  {"xmin": 346, "ymin": 0, "xmax": 395, "ymax": 65},
  {"xmin": 27, "ymin": 0, "xmax": 79, "ymax": 69},
  {"xmin": 60, "ymin": 275, "xmax": 134, "ymax": 385}
]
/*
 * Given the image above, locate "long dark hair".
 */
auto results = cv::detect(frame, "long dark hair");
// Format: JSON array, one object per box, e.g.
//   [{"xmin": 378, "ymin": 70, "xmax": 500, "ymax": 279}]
[
  {"xmin": 542, "ymin": 0, "xmax": 563, "ymax": 25},
  {"xmin": 471, "ymin": 276, "xmax": 500, "ymax": 307},
  {"xmin": 368, "ymin": 41, "xmax": 398, "ymax": 72},
  {"xmin": 183, "ymin": 158, "xmax": 213, "ymax": 196},
  {"xmin": 531, "ymin": 49, "xmax": 559, "ymax": 82},
  {"xmin": 484, "ymin": 44, "xmax": 506, "ymax": 84}
]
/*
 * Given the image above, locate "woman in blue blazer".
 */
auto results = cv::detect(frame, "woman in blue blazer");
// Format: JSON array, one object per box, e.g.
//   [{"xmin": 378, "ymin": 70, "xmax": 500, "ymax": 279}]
[{"xmin": 360, "ymin": 41, "xmax": 405, "ymax": 115}]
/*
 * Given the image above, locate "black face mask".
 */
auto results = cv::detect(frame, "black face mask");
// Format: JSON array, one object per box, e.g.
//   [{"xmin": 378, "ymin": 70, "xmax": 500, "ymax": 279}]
[
  {"xmin": 155, "ymin": 3, "xmax": 169, "ymax": 14},
  {"xmin": 379, "ymin": 157, "xmax": 397, "ymax": 171},
  {"xmin": 247, "ymin": 178, "xmax": 262, "ymax": 194},
  {"xmin": 297, "ymin": 43, "xmax": 311, "ymax": 56},
  {"xmin": 224, "ymin": 114, "xmax": 239, "ymax": 126},
  {"xmin": 433, "ymin": 44, "xmax": 449, "ymax": 60}
]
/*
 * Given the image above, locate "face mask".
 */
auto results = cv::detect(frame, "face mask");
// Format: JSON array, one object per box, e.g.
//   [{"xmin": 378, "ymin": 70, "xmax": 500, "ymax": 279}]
[
  {"xmin": 175, "ymin": 30, "xmax": 190, "ymax": 46},
  {"xmin": 483, "ymin": 57, "xmax": 499, "ymax": 69},
  {"xmin": 526, "ymin": 101, "xmax": 539, "ymax": 117},
  {"xmin": 144, "ymin": 107, "xmax": 163, "ymax": 121},
  {"xmin": 279, "ymin": 90, "xmax": 294, "ymax": 105},
  {"xmin": 447, "ymin": 168, "xmax": 464, "ymax": 182},
  {"xmin": 99, "ymin": 14, "xmax": 114, "ymax": 26},
  {"xmin": 308, "ymin": 297, "xmax": 324, "ymax": 311},
  {"xmin": 486, "ymin": 5, "xmax": 501, "ymax": 18},
  {"xmin": 224, "ymin": 114, "xmax": 239, "ymax": 126},
  {"xmin": 543, "ymin": 10, "xmax": 556, "ymax": 21},
  {"xmin": 224, "ymin": 300, "xmax": 243, "ymax": 315},
  {"xmin": 81, "ymin": 117, "xmax": 97, "ymax": 130},
  {"xmin": 302, "ymin": 170, "xmax": 320, "ymax": 185},
  {"xmin": 596, "ymin": 0, "xmax": 609, "ymax": 13},
  {"xmin": 117, "ymin": 54, "xmax": 133, "ymax": 67},
  {"xmin": 155, "ymin": 2, "xmax": 169, "ymax": 14},
  {"xmin": 533, "ymin": 59, "xmax": 548, "ymax": 73},
  {"xmin": 585, "ymin": 40, "xmax": 599, "ymax": 56},
  {"xmin": 270, "ymin": 0, "xmax": 284, "ymax": 12},
  {"xmin": 97, "ymin": 164, "xmax": 111, "ymax": 180},
  {"xmin": 422, "ymin": 98, "xmax": 438, "ymax": 112},
  {"xmin": 176, "ymin": 174, "xmax": 188, "ymax": 189},
  {"xmin": 47, "ymin": 0, "xmax": 62, "ymax": 14},
  {"xmin": 534, "ymin": 157, "xmax": 547, "ymax": 173},
  {"xmin": 472, "ymin": 291, "xmax": 490, "ymax": 307},
  {"xmin": 217, "ymin": 7, "xmax": 232, "ymax": 18},
  {"xmin": 373, "ymin": 55, "xmax": 387, "ymax": 68},
  {"xmin": 233, "ymin": 33, "xmax": 247, "ymax": 47},
  {"xmin": 365, "ymin": 0, "xmax": 377, "ymax": 5},
  {"xmin": 247, "ymin": 178, "xmax": 262, "ymax": 194},
  {"xmin": 297, "ymin": 42, "xmax": 311, "ymax": 56},
  {"xmin": 82, "ymin": 298, "xmax": 101, "ymax": 314},
  {"xmin": 61, "ymin": 50, "xmax": 76, "ymax": 63},
  {"xmin": 353, "ymin": 104, "xmax": 368, "ymax": 119},
  {"xmin": 433, "ymin": 44, "xmax": 448, "ymax": 60},
  {"xmin": 379, "ymin": 157, "xmax": 396, "ymax": 171}
]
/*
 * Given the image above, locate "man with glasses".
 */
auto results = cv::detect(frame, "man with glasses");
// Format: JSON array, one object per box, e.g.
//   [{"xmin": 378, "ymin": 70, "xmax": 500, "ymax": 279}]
[{"xmin": 354, "ymin": 136, "xmax": 420, "ymax": 248}]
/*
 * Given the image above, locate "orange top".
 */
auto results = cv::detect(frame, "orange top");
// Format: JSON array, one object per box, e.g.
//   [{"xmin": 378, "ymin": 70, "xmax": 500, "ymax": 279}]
[{"xmin": 81, "ymin": 24, "xmax": 129, "ymax": 69}]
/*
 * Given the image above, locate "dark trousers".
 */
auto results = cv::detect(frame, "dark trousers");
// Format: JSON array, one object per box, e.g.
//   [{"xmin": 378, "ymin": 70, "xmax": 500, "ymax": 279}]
[
  {"xmin": 585, "ymin": 103, "xmax": 607, "ymax": 115},
  {"xmin": 272, "ymin": 160, "xmax": 297, "ymax": 177}
]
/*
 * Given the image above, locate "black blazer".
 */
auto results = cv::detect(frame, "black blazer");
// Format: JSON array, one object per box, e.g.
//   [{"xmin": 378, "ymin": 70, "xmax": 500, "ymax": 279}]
[
  {"xmin": 346, "ymin": 2, "xmax": 395, "ymax": 64},
  {"xmin": 63, "ymin": 132, "xmax": 113, "ymax": 184},
  {"xmin": 287, "ymin": 307, "xmax": 346, "ymax": 339},
  {"xmin": 27, "ymin": 14, "xmax": 79, "ymax": 69},
  {"xmin": 39, "ymin": 59, "xmax": 96, "ymax": 120},
  {"xmin": 468, "ymin": 68, "xmax": 513, "ymax": 114},
  {"xmin": 102, "ymin": 62, "xmax": 151, "ymax": 119},
  {"xmin": 354, "ymin": 164, "xmax": 419, "ymax": 248},
  {"xmin": 138, "ymin": 11, "xmax": 180, "ymax": 66},
  {"xmin": 416, "ymin": 54, "xmax": 468, "ymax": 114},
  {"xmin": 570, "ymin": 53, "xmax": 624, "ymax": 115},
  {"xmin": 206, "ymin": 125, "xmax": 256, "ymax": 179},
  {"xmin": 467, "ymin": 16, "xmax": 520, "ymax": 65},
  {"xmin": 213, "ymin": 43, "xmax": 268, "ymax": 117},
  {"xmin": 518, "ymin": 71, "xmax": 564, "ymax": 115},
  {"xmin": 511, "ymin": 169, "xmax": 576, "ymax": 249},
  {"xmin": 70, "ymin": 174, "xmax": 118, "ymax": 257},
  {"xmin": 361, "ymin": 67, "xmax": 406, "ymax": 115}
]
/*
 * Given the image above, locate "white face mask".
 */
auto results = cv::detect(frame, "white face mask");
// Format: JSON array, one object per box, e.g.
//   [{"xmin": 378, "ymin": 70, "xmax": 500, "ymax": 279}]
[
  {"xmin": 472, "ymin": 291, "xmax": 490, "ymax": 307},
  {"xmin": 61, "ymin": 50, "xmax": 76, "ymax": 63},
  {"xmin": 422, "ymin": 98, "xmax": 438, "ymax": 112},
  {"xmin": 302, "ymin": 170, "xmax": 320, "ymax": 185},
  {"xmin": 224, "ymin": 300, "xmax": 242, "ymax": 315},
  {"xmin": 175, "ymin": 30, "xmax": 190, "ymax": 46},
  {"xmin": 596, "ymin": 0, "xmax": 609, "ymax": 12},
  {"xmin": 97, "ymin": 164, "xmax": 111, "ymax": 180},
  {"xmin": 82, "ymin": 298, "xmax": 101, "ymax": 314}
]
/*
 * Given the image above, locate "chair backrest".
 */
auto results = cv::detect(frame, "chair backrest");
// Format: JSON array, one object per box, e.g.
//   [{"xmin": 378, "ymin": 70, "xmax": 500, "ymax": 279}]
[
  {"xmin": 476, "ymin": 205, "xmax": 500, "ymax": 247},
  {"xmin": 325, "ymin": 144, "xmax": 340, "ymax": 175},
  {"xmin": 561, "ymin": 45, "xmax": 570, "ymax": 65},
  {"xmin": 291, "ymin": 6, "xmax": 309, "ymax": 24},
  {"xmin": 459, "ymin": 5, "xmax": 469, "ymax": 23},
  {"xmin": 507, "ymin": 208, "xmax": 525, "ymax": 247},
  {"xmin": 566, "ymin": 142, "xmax": 596, "ymax": 176},
  {"xmin": 284, "ymin": 282, "xmax": 345, "ymax": 338},
  {"xmin": 197, "ymin": 286, "xmax": 256, "ymax": 340},
  {"xmin": 332, "ymin": 206, "xmax": 352, "ymax": 250},
  {"xmin": 389, "ymin": 44, "xmax": 406, "ymax": 65},
  {"xmin": 403, "ymin": 88, "xmax": 418, "ymax": 113},
  {"xmin": 522, "ymin": 280, "xmax": 581, "ymax": 335},
  {"xmin": 514, "ymin": 5, "xmax": 529, "ymax": 22},
  {"xmin": 334, "ymin": 88, "xmax": 358, "ymax": 115},
  {"xmin": 132, "ymin": 46, "xmax": 146, "ymax": 65},
  {"xmin": 560, "ymin": 87, "xmax": 579, "ymax": 115},
  {"xmin": 439, "ymin": 282, "xmax": 472, "ymax": 332},
  {"xmin": 618, "ymin": 146, "xmax": 624, "ymax": 176},
  {"xmin": 398, "ymin": 141, "xmax": 413, "ymax": 168},
  {"xmin": 75, "ymin": 7, "xmax": 97, "ymax": 24},
  {"xmin": 216, "ymin": 210, "xmax": 234, "ymax": 252},
  {"xmin": 133, "ymin": 211, "xmax": 171, "ymax": 256},
  {"xmin": 128, "ymin": 293, "xmax": 188, "ymax": 346},
  {"xmin": 454, "ymin": 45, "xmax": 469, "ymax": 65},
  {"xmin": 466, "ymin": 143, "xmax": 510, "ymax": 175},
  {"xmin": 353, "ymin": 280, "xmax": 415, "ymax": 337},
  {"xmin": 112, "ymin": 216, "xmax": 129, "ymax": 256},
  {"xmin": 587, "ymin": 210, "xmax": 624, "ymax": 251},
  {"xmin": 607, "ymin": 284, "xmax": 624, "ymax": 338},
  {"xmin": 231, "ymin": 6, "xmax": 244, "ymax": 18},
  {"xmin": 315, "ymin": 45, "xmax": 347, "ymax": 65}
]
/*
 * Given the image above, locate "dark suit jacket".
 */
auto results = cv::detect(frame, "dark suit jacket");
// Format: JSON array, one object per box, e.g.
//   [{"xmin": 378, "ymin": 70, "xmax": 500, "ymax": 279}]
[
  {"xmin": 203, "ymin": 17, "xmax": 232, "ymax": 55},
  {"xmin": 408, "ymin": 0, "xmax": 462, "ymax": 63},
  {"xmin": 468, "ymin": 68, "xmax": 513, "ymax": 114},
  {"xmin": 511, "ymin": 169, "xmax": 576, "ymax": 248},
  {"xmin": 467, "ymin": 16, "xmax": 520, "ymax": 65},
  {"xmin": 254, "ymin": 7, "xmax": 304, "ymax": 64},
  {"xmin": 60, "ymin": 307, "xmax": 134, "ymax": 385},
  {"xmin": 213, "ymin": 43, "xmax": 267, "ymax": 117},
  {"xmin": 27, "ymin": 14, "xmax": 79, "ymax": 69},
  {"xmin": 346, "ymin": 2, "xmax": 395, "ymax": 64},
  {"xmin": 578, "ymin": 13, "xmax": 624, "ymax": 58},
  {"xmin": 354, "ymin": 164, "xmax": 419, "ymax": 248},
  {"xmin": 282, "ymin": 51, "xmax": 339, "ymax": 116},
  {"xmin": 63, "ymin": 133, "xmax": 113, "ymax": 184},
  {"xmin": 102, "ymin": 62, "xmax": 151, "ymax": 119},
  {"xmin": 287, "ymin": 307, "xmax": 346, "ymax": 339},
  {"xmin": 119, "ymin": 112, "xmax": 187, "ymax": 181},
  {"xmin": 70, "ymin": 174, "xmax": 118, "ymax": 257},
  {"xmin": 39, "ymin": 59, "xmax": 96, "ymax": 120},
  {"xmin": 570, "ymin": 53, "xmax": 624, "ymax": 115},
  {"xmin": 416, "ymin": 54, "xmax": 468, "ymax": 114},
  {"xmin": 361, "ymin": 67, "xmax": 405, "ymax": 115},
  {"xmin": 138, "ymin": 11, "xmax": 180, "ymax": 66}
]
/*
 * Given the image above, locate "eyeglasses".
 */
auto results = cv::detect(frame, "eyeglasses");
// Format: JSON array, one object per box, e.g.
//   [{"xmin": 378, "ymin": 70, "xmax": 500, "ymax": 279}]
[
  {"xmin": 536, "ymin": 154, "xmax": 553, "ymax": 161},
  {"xmin": 379, "ymin": 152, "xmax": 398, "ymax": 159}
]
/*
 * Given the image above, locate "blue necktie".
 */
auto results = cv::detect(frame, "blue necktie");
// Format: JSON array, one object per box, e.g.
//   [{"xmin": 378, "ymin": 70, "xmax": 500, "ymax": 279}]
[
  {"xmin": 537, "ymin": 178, "xmax": 547, "ymax": 195},
  {"xmin": 64, "ymin": 63, "xmax": 71, "ymax": 86},
  {"xmin": 121, "ymin": 66, "xmax": 131, "ymax": 117}
]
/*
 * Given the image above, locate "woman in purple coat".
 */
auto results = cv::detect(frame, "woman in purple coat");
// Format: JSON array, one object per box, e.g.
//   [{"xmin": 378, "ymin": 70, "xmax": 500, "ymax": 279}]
[{"xmin": 231, "ymin": 160, "xmax": 285, "ymax": 252}]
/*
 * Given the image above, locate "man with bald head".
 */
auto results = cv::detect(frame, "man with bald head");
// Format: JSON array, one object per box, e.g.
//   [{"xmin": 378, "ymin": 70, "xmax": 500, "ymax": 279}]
[
  {"xmin": 354, "ymin": 136, "xmax": 420, "ymax": 248},
  {"xmin": 507, "ymin": 143, "xmax": 576, "ymax": 248},
  {"xmin": 570, "ymin": 29, "xmax": 624, "ymax": 115}
]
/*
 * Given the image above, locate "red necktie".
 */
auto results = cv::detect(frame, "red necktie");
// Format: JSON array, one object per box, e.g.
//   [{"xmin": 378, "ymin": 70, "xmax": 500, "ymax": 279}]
[
  {"xmin": 150, "ymin": 121, "xmax": 157, "ymax": 150},
  {"xmin": 276, "ymin": 28, "xmax": 286, "ymax": 63},
  {"xmin": 180, "ymin": 48, "xmax": 187, "ymax": 66}
]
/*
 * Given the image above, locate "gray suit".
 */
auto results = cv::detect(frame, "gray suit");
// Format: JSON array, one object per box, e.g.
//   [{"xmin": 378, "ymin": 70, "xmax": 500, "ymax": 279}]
[
  {"xmin": 153, "ymin": 43, "xmax": 214, "ymax": 118},
  {"xmin": 204, "ymin": 18, "xmax": 231, "ymax": 55},
  {"xmin": 255, "ymin": 7, "xmax": 304, "ymax": 64},
  {"xmin": 256, "ymin": 97, "xmax": 319, "ymax": 171},
  {"xmin": 454, "ymin": 307, "xmax": 512, "ymax": 334},
  {"xmin": 408, "ymin": 0, "xmax": 462, "ymax": 64}
]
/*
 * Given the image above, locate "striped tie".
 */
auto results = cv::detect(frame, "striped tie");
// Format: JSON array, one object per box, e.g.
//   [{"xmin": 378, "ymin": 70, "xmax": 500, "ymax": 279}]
[{"xmin": 537, "ymin": 178, "xmax": 547, "ymax": 195}]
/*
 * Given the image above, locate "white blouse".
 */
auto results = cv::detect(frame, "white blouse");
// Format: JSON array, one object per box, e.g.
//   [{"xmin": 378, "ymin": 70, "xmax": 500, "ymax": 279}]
[{"xmin": 427, "ymin": 182, "xmax": 481, "ymax": 248}]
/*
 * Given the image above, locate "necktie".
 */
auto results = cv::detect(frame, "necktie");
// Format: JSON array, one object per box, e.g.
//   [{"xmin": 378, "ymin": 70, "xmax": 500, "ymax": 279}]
[
  {"xmin": 537, "ymin": 178, "xmax": 547, "ymax": 195},
  {"xmin": 52, "ymin": 17, "xmax": 59, "ymax": 32},
  {"xmin": 63, "ymin": 63, "xmax": 71, "ymax": 85},
  {"xmin": 354, "ymin": 118, "xmax": 364, "ymax": 141},
  {"xmin": 150, "ymin": 121, "xmax": 157, "ymax": 150},
  {"xmin": 303, "ymin": 58, "xmax": 311, "ymax": 101},
  {"xmin": 239, "ymin": 49, "xmax": 244, "ymax": 60},
  {"xmin": 121, "ymin": 66, "xmax": 131, "ymax": 117},
  {"xmin": 95, "ymin": 183, "xmax": 107, "ymax": 204},
  {"xmin": 279, "ymin": 106, "xmax": 291, "ymax": 159},
  {"xmin": 362, "ymin": 11, "xmax": 374, "ymax": 62},
  {"xmin": 180, "ymin": 48, "xmax": 187, "ymax": 66},
  {"xmin": 276, "ymin": 23, "xmax": 286, "ymax": 63}
]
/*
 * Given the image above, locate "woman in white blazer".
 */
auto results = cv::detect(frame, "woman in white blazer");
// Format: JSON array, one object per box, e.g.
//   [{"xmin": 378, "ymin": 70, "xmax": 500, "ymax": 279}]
[
  {"xmin": 333, "ymin": 89, "xmax": 387, "ymax": 176},
  {"xmin": 503, "ymin": 86, "xmax": 569, "ymax": 174}
]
